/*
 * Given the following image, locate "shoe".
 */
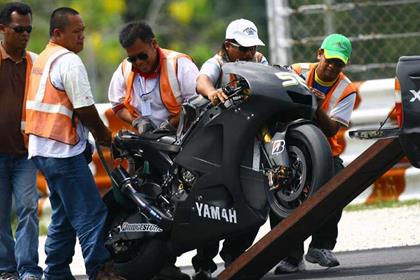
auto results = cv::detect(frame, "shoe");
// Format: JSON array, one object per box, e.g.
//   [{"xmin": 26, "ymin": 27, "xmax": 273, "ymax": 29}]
[
  {"xmin": 305, "ymin": 247, "xmax": 340, "ymax": 267},
  {"xmin": 96, "ymin": 262, "xmax": 127, "ymax": 280},
  {"xmin": 0, "ymin": 272, "xmax": 18, "ymax": 280},
  {"xmin": 153, "ymin": 265, "xmax": 190, "ymax": 280},
  {"xmin": 274, "ymin": 257, "xmax": 306, "ymax": 274},
  {"xmin": 192, "ymin": 269, "xmax": 214, "ymax": 280}
]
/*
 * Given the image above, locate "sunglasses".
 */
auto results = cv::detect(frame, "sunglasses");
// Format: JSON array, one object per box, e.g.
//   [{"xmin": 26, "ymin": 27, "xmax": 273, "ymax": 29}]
[
  {"xmin": 228, "ymin": 41, "xmax": 256, "ymax": 53},
  {"xmin": 9, "ymin": 25, "xmax": 32, "ymax": 33},
  {"xmin": 127, "ymin": 52, "xmax": 148, "ymax": 63}
]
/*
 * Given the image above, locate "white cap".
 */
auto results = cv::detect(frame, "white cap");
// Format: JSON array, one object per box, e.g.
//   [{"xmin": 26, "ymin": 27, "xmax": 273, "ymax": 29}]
[{"xmin": 225, "ymin": 18, "xmax": 265, "ymax": 47}]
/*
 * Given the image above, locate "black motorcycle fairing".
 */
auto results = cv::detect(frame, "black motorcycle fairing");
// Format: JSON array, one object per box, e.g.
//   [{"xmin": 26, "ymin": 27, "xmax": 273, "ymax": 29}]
[
  {"xmin": 168, "ymin": 109, "xmax": 269, "ymax": 252},
  {"xmin": 223, "ymin": 61, "xmax": 315, "ymax": 120}
]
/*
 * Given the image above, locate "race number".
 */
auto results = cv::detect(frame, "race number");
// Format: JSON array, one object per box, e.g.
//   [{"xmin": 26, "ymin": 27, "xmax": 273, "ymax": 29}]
[{"xmin": 275, "ymin": 72, "xmax": 307, "ymax": 88}]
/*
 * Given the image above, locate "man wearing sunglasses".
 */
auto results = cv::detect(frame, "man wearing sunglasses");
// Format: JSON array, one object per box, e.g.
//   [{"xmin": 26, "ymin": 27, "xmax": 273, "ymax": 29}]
[
  {"xmin": 0, "ymin": 2, "xmax": 42, "ymax": 280},
  {"xmin": 191, "ymin": 18, "xmax": 267, "ymax": 280},
  {"xmin": 272, "ymin": 34, "xmax": 358, "ymax": 274},
  {"xmin": 108, "ymin": 21, "xmax": 199, "ymax": 138},
  {"xmin": 108, "ymin": 21, "xmax": 199, "ymax": 280},
  {"xmin": 196, "ymin": 18, "xmax": 267, "ymax": 106}
]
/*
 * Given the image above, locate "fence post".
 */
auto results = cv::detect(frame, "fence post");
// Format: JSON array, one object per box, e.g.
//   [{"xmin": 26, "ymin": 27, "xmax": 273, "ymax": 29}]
[{"xmin": 266, "ymin": 0, "xmax": 292, "ymax": 65}]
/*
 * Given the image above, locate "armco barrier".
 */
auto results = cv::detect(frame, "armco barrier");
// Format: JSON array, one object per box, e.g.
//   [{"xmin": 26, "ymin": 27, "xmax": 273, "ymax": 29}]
[{"xmin": 37, "ymin": 78, "xmax": 420, "ymax": 219}]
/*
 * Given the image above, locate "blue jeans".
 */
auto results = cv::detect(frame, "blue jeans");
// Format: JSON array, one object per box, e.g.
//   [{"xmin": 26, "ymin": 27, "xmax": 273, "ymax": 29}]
[
  {"xmin": 0, "ymin": 154, "xmax": 42, "ymax": 279},
  {"xmin": 32, "ymin": 154, "xmax": 110, "ymax": 280}
]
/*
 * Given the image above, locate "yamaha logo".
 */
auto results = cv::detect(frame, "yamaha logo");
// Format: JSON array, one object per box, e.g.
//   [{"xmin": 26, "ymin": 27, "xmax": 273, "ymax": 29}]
[{"xmin": 196, "ymin": 202, "xmax": 238, "ymax": 224}]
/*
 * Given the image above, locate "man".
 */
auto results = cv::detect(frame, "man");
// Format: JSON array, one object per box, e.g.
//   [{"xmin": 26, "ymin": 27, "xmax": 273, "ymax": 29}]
[
  {"xmin": 25, "ymin": 7, "xmax": 124, "ymax": 280},
  {"xmin": 273, "ymin": 33, "xmax": 358, "ymax": 274},
  {"xmin": 192, "ymin": 18, "xmax": 267, "ymax": 280},
  {"xmin": 0, "ymin": 2, "xmax": 42, "ymax": 280},
  {"xmin": 108, "ymin": 21, "xmax": 199, "ymax": 137},
  {"xmin": 197, "ymin": 18, "xmax": 267, "ymax": 105},
  {"xmin": 108, "ymin": 21, "xmax": 199, "ymax": 280}
]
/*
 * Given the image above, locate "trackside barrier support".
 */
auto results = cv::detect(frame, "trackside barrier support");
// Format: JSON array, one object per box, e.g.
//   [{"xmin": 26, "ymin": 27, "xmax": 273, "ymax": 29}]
[{"xmin": 218, "ymin": 138, "xmax": 404, "ymax": 280}]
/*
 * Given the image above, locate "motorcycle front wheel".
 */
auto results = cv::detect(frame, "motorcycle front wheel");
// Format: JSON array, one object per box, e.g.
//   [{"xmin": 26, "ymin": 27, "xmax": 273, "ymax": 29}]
[{"xmin": 267, "ymin": 123, "xmax": 334, "ymax": 218}]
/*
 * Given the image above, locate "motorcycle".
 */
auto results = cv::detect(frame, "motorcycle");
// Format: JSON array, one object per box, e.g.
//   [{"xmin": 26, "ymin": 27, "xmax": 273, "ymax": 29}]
[{"xmin": 100, "ymin": 61, "xmax": 334, "ymax": 279}]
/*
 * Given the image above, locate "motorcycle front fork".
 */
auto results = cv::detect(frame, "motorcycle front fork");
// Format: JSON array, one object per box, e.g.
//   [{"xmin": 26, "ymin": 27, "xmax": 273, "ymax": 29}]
[{"xmin": 260, "ymin": 126, "xmax": 292, "ymax": 190}]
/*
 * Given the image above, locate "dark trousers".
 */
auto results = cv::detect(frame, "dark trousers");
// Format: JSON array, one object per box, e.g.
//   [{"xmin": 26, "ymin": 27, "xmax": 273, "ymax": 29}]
[
  {"xmin": 192, "ymin": 227, "xmax": 259, "ymax": 273},
  {"xmin": 269, "ymin": 156, "xmax": 344, "ymax": 260}
]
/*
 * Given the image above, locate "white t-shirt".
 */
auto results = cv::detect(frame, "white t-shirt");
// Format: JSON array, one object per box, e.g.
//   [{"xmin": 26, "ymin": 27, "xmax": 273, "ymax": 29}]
[
  {"xmin": 108, "ymin": 57, "xmax": 199, "ymax": 128},
  {"xmin": 28, "ymin": 52, "xmax": 95, "ymax": 159},
  {"xmin": 199, "ymin": 54, "xmax": 268, "ymax": 88},
  {"xmin": 329, "ymin": 93, "xmax": 356, "ymax": 127}
]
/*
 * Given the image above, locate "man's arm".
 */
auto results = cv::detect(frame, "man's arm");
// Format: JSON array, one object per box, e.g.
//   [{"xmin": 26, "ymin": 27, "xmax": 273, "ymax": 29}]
[
  {"xmin": 114, "ymin": 107, "xmax": 136, "ymax": 126},
  {"xmin": 315, "ymin": 91, "xmax": 356, "ymax": 137},
  {"xmin": 196, "ymin": 74, "xmax": 228, "ymax": 104},
  {"xmin": 58, "ymin": 55, "xmax": 112, "ymax": 146},
  {"xmin": 75, "ymin": 105, "xmax": 112, "ymax": 146},
  {"xmin": 315, "ymin": 108, "xmax": 341, "ymax": 137}
]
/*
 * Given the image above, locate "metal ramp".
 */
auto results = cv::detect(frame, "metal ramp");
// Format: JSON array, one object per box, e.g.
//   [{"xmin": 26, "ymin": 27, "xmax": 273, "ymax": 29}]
[{"xmin": 218, "ymin": 138, "xmax": 404, "ymax": 280}]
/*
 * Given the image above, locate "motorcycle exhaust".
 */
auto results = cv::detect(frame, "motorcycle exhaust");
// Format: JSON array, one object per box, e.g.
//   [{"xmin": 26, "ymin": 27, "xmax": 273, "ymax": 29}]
[{"xmin": 111, "ymin": 167, "xmax": 173, "ymax": 231}]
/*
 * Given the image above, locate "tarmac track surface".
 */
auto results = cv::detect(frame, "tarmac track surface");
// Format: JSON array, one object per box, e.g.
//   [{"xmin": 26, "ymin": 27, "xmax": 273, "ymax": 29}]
[{"xmin": 74, "ymin": 245, "xmax": 420, "ymax": 280}]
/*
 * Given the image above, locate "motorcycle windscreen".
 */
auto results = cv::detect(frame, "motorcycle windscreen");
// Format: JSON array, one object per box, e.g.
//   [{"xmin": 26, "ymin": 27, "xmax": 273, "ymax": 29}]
[{"xmin": 396, "ymin": 56, "xmax": 420, "ymax": 168}]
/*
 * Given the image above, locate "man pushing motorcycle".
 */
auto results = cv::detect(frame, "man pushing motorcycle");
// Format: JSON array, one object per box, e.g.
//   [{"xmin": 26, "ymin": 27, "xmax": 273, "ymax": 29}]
[
  {"xmin": 192, "ymin": 18, "xmax": 268, "ymax": 280},
  {"xmin": 272, "ymin": 33, "xmax": 359, "ymax": 274},
  {"xmin": 107, "ymin": 21, "xmax": 199, "ymax": 280}
]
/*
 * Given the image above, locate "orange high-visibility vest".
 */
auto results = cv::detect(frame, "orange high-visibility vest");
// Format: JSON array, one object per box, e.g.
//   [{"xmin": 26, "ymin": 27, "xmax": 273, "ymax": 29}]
[
  {"xmin": 0, "ymin": 48, "xmax": 37, "ymax": 146},
  {"xmin": 21, "ymin": 51, "xmax": 37, "ymax": 146},
  {"xmin": 121, "ymin": 48, "xmax": 192, "ymax": 118},
  {"xmin": 292, "ymin": 63, "xmax": 358, "ymax": 156},
  {"xmin": 25, "ymin": 42, "xmax": 79, "ymax": 145}
]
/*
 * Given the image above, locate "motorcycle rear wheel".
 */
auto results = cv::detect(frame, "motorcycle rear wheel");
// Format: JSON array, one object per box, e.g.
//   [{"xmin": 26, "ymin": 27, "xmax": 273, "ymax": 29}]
[
  {"xmin": 103, "ymin": 190, "xmax": 170, "ymax": 280},
  {"xmin": 267, "ymin": 123, "xmax": 334, "ymax": 218}
]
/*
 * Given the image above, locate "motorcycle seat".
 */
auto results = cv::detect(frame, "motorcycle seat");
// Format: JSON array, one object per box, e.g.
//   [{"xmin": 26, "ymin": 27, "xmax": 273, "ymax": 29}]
[{"xmin": 115, "ymin": 130, "xmax": 180, "ymax": 153}]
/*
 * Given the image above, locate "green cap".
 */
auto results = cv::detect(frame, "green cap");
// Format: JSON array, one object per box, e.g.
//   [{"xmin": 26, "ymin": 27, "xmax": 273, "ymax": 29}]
[{"xmin": 320, "ymin": 34, "xmax": 352, "ymax": 64}]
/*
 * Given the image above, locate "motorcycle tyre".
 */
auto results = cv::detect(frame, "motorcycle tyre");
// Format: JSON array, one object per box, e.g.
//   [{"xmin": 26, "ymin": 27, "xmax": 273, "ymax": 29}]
[
  {"xmin": 103, "ymin": 190, "xmax": 170, "ymax": 280},
  {"xmin": 267, "ymin": 123, "xmax": 334, "ymax": 219},
  {"xmin": 114, "ymin": 238, "xmax": 169, "ymax": 280}
]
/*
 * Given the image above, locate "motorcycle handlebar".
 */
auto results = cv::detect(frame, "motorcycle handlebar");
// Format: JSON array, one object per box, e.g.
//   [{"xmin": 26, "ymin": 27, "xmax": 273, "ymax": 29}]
[{"xmin": 221, "ymin": 78, "xmax": 248, "ymax": 96}]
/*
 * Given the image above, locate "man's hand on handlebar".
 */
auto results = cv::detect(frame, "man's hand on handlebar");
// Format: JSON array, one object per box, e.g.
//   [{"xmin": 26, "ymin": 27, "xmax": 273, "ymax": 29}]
[
  {"xmin": 132, "ymin": 117, "xmax": 154, "ymax": 135},
  {"xmin": 208, "ymin": 88, "xmax": 228, "ymax": 105}
]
